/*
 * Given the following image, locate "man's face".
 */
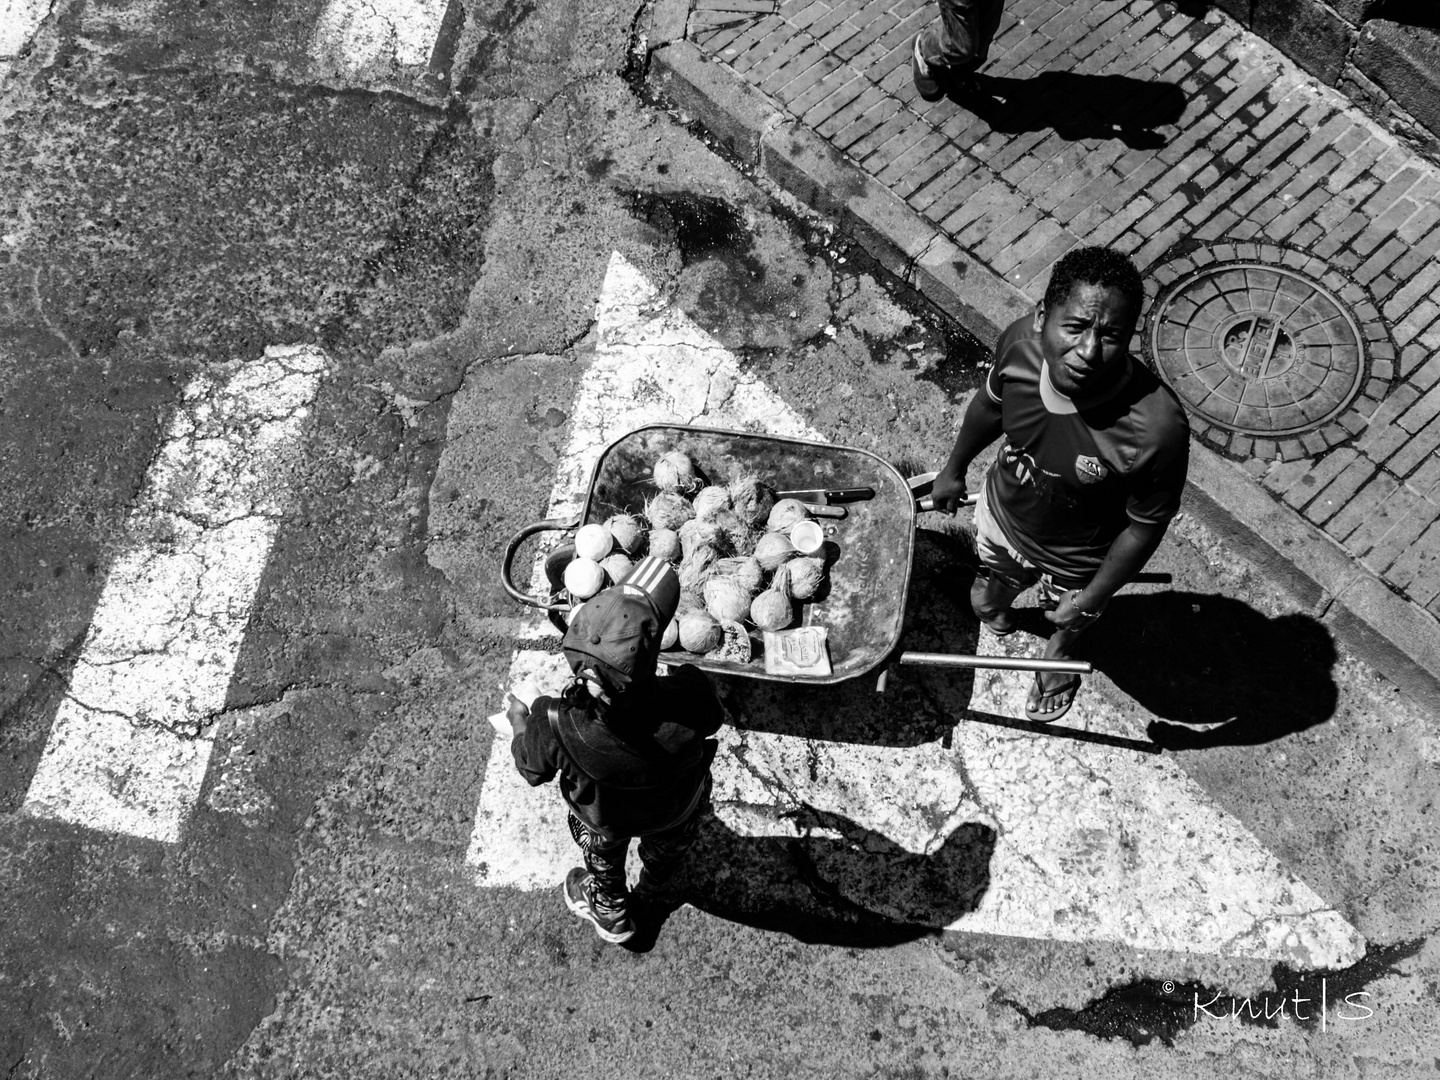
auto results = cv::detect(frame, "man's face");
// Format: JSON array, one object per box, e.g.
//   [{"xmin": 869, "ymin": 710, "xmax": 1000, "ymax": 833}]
[{"xmin": 1033, "ymin": 281, "xmax": 1139, "ymax": 398}]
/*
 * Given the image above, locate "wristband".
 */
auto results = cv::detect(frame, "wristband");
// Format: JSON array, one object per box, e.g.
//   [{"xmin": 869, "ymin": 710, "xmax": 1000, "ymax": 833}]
[{"xmin": 1067, "ymin": 590, "xmax": 1103, "ymax": 619}]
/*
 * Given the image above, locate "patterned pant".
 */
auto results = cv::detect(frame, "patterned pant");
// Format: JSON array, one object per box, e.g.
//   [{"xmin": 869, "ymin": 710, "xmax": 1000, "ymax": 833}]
[{"xmin": 566, "ymin": 781, "xmax": 710, "ymax": 918}]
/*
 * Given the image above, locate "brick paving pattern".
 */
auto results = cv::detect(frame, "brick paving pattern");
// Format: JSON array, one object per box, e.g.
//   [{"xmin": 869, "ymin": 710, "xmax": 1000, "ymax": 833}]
[{"xmin": 688, "ymin": 0, "xmax": 1440, "ymax": 618}]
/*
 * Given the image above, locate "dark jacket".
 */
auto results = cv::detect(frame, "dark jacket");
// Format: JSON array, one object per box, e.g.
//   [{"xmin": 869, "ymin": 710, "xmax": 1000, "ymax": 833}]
[{"xmin": 511, "ymin": 664, "xmax": 723, "ymax": 836}]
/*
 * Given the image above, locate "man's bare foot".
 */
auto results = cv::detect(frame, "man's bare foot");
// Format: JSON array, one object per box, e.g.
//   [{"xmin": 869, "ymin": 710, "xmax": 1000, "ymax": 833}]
[{"xmin": 1025, "ymin": 672, "xmax": 1081, "ymax": 722}]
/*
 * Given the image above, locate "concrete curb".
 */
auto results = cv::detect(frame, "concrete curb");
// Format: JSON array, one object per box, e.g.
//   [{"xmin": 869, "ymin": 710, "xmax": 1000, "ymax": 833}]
[{"xmin": 645, "ymin": 36, "xmax": 1440, "ymax": 712}]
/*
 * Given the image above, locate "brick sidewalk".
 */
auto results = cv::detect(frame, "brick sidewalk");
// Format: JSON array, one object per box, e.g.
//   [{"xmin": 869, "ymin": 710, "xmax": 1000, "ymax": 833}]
[{"xmin": 674, "ymin": 0, "xmax": 1440, "ymax": 647}]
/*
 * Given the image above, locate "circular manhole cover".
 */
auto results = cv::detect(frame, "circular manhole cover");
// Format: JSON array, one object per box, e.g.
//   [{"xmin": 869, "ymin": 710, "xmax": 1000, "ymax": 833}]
[
  {"xmin": 1152, "ymin": 264, "xmax": 1361, "ymax": 436},
  {"xmin": 1145, "ymin": 245, "xmax": 1392, "ymax": 459}
]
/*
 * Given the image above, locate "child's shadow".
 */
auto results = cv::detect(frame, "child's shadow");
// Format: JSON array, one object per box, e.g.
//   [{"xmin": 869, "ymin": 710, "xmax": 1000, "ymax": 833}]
[{"xmin": 627, "ymin": 804, "xmax": 995, "ymax": 951}]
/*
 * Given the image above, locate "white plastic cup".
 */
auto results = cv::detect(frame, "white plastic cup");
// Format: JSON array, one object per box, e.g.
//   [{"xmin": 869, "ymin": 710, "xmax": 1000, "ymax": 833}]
[{"xmin": 789, "ymin": 519, "xmax": 824, "ymax": 555}]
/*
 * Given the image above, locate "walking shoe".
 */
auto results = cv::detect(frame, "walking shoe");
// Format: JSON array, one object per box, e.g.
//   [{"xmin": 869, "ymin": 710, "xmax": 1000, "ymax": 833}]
[
  {"xmin": 912, "ymin": 36, "xmax": 945, "ymax": 102},
  {"xmin": 562, "ymin": 867, "xmax": 635, "ymax": 944}
]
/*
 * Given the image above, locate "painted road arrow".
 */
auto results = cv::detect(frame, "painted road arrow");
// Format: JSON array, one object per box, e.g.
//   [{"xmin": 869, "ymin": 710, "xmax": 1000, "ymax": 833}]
[{"xmin": 466, "ymin": 252, "xmax": 1365, "ymax": 969}]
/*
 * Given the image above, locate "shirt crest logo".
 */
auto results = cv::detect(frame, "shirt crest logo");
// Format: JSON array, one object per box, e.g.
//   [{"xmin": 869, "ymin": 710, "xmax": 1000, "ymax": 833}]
[{"xmin": 1075, "ymin": 455, "xmax": 1108, "ymax": 484}]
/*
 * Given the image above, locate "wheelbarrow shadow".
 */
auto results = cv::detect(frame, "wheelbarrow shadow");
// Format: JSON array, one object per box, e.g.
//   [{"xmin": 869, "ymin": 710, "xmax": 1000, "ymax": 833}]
[
  {"xmin": 1043, "ymin": 590, "xmax": 1341, "ymax": 749},
  {"xmin": 626, "ymin": 803, "xmax": 996, "ymax": 951},
  {"xmin": 712, "ymin": 526, "xmax": 985, "ymax": 747}
]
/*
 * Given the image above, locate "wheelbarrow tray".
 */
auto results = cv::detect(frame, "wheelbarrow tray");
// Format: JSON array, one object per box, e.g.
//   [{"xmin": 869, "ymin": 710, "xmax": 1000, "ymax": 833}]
[{"xmin": 580, "ymin": 424, "xmax": 914, "ymax": 685}]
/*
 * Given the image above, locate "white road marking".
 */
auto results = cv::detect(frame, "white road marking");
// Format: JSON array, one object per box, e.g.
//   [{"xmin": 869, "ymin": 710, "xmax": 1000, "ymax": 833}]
[
  {"xmin": 309, "ymin": 0, "xmax": 452, "ymax": 74},
  {"xmin": 1, "ymin": 0, "xmax": 50, "ymax": 59},
  {"xmin": 22, "ymin": 346, "xmax": 327, "ymax": 843},
  {"xmin": 465, "ymin": 252, "xmax": 1365, "ymax": 968}
]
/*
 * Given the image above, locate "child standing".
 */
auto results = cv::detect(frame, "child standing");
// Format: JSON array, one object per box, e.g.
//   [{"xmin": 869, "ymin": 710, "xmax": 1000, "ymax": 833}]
[{"xmin": 506, "ymin": 556, "xmax": 723, "ymax": 944}]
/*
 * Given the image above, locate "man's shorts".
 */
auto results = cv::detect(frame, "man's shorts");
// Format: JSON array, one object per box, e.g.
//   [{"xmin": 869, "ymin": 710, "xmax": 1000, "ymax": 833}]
[{"xmin": 972, "ymin": 485, "xmax": 1091, "ymax": 603}]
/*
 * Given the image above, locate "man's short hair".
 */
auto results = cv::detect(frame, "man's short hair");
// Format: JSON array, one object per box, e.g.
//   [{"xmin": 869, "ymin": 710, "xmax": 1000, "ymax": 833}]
[{"xmin": 1044, "ymin": 246, "xmax": 1143, "ymax": 311}]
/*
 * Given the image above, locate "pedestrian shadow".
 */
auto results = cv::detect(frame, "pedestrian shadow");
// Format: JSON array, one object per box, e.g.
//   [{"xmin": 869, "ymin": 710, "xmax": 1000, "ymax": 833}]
[
  {"xmin": 1044, "ymin": 590, "xmax": 1340, "ymax": 748},
  {"xmin": 627, "ymin": 803, "xmax": 996, "ymax": 951},
  {"xmin": 957, "ymin": 71, "xmax": 1187, "ymax": 149}
]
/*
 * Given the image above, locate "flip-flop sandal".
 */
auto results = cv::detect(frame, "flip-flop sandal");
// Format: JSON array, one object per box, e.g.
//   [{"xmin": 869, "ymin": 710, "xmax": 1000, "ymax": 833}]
[{"xmin": 1025, "ymin": 673, "xmax": 1081, "ymax": 723}]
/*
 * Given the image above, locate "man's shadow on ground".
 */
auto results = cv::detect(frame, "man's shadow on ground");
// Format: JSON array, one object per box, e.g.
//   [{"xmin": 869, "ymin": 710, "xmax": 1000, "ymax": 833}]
[
  {"xmin": 1009, "ymin": 589, "xmax": 1340, "ymax": 749},
  {"xmin": 956, "ymin": 71, "xmax": 1187, "ymax": 149},
  {"xmin": 628, "ymin": 804, "xmax": 996, "ymax": 951}
]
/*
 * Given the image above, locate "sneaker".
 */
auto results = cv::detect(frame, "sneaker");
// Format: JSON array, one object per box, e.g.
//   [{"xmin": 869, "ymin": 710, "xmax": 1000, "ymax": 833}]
[
  {"xmin": 912, "ymin": 36, "xmax": 945, "ymax": 102},
  {"xmin": 562, "ymin": 868, "xmax": 635, "ymax": 944}
]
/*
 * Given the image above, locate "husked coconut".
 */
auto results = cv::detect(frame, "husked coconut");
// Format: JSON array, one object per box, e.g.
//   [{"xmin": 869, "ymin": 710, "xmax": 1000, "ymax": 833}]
[
  {"xmin": 652, "ymin": 451, "xmax": 700, "ymax": 495},
  {"xmin": 692, "ymin": 485, "xmax": 731, "ymax": 520},
  {"xmin": 645, "ymin": 493, "xmax": 694, "ymax": 531},
  {"xmin": 767, "ymin": 498, "xmax": 811, "ymax": 532},
  {"xmin": 784, "ymin": 556, "xmax": 826, "ymax": 600},
  {"xmin": 703, "ymin": 577, "xmax": 751, "ymax": 623},
  {"xmin": 753, "ymin": 531, "xmax": 798, "ymax": 572},
  {"xmin": 606, "ymin": 513, "xmax": 645, "ymax": 555},
  {"xmin": 678, "ymin": 610, "xmax": 722, "ymax": 653},
  {"xmin": 729, "ymin": 474, "xmax": 777, "ymax": 527},
  {"xmin": 564, "ymin": 557, "xmax": 606, "ymax": 600},
  {"xmin": 600, "ymin": 553, "xmax": 634, "ymax": 584},
  {"xmin": 574, "ymin": 522, "xmax": 612, "ymax": 562},
  {"xmin": 750, "ymin": 585, "xmax": 793, "ymax": 631},
  {"xmin": 648, "ymin": 527, "xmax": 681, "ymax": 563}
]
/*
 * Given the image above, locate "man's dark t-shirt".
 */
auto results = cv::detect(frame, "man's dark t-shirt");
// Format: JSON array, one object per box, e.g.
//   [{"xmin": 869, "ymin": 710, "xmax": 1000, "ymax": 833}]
[
  {"xmin": 983, "ymin": 316, "xmax": 1190, "ymax": 584},
  {"xmin": 511, "ymin": 664, "xmax": 723, "ymax": 837}
]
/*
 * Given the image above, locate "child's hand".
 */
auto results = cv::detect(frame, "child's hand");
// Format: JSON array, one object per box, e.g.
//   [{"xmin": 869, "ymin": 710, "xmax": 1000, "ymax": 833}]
[{"xmin": 506, "ymin": 697, "xmax": 531, "ymax": 733}]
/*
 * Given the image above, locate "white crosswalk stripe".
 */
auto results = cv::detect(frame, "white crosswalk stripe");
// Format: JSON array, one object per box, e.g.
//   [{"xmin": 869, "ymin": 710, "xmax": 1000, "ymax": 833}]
[
  {"xmin": 22, "ymin": 346, "xmax": 326, "ymax": 843},
  {"xmin": 464, "ymin": 251, "xmax": 1366, "ymax": 968}
]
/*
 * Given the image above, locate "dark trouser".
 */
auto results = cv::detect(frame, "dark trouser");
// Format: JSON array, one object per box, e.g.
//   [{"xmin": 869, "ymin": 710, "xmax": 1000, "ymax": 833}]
[
  {"xmin": 917, "ymin": 0, "xmax": 1004, "ymax": 76},
  {"xmin": 566, "ymin": 779, "xmax": 711, "ymax": 919}
]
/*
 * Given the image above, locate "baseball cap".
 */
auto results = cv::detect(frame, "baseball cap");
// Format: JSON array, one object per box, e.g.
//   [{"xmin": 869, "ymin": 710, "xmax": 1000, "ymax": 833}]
[{"xmin": 562, "ymin": 555, "xmax": 681, "ymax": 691}]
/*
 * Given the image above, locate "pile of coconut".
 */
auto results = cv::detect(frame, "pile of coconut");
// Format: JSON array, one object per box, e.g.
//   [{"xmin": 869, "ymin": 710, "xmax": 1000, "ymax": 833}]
[{"xmin": 561, "ymin": 449, "xmax": 830, "ymax": 663}]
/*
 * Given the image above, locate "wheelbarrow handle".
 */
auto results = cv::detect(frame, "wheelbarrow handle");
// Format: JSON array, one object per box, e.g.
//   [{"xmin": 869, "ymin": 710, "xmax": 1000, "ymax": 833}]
[
  {"xmin": 875, "ymin": 652, "xmax": 1092, "ymax": 691},
  {"xmin": 502, "ymin": 516, "xmax": 581, "ymax": 610},
  {"xmin": 916, "ymin": 493, "xmax": 977, "ymax": 512}
]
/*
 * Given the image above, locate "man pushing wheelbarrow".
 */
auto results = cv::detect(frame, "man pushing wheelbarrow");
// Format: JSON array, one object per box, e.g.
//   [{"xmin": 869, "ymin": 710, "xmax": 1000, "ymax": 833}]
[{"xmin": 927, "ymin": 247, "xmax": 1190, "ymax": 723}]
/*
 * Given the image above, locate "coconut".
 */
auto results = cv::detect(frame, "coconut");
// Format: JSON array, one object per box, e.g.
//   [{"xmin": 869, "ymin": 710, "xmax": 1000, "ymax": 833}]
[
  {"xmin": 563, "ymin": 557, "xmax": 606, "ymax": 600},
  {"xmin": 784, "ymin": 555, "xmax": 826, "ymax": 600},
  {"xmin": 712, "ymin": 556, "xmax": 764, "ymax": 595},
  {"xmin": 660, "ymin": 617, "xmax": 679, "ymax": 650},
  {"xmin": 750, "ymin": 586, "xmax": 793, "ymax": 631},
  {"xmin": 648, "ymin": 527, "xmax": 681, "ymax": 563},
  {"xmin": 767, "ymin": 498, "xmax": 811, "ymax": 532},
  {"xmin": 729, "ymin": 474, "xmax": 777, "ymax": 527},
  {"xmin": 645, "ymin": 493, "xmax": 694, "ymax": 531},
  {"xmin": 606, "ymin": 513, "xmax": 645, "ymax": 555},
  {"xmin": 753, "ymin": 531, "xmax": 798, "ymax": 573},
  {"xmin": 678, "ymin": 585, "xmax": 706, "ymax": 613},
  {"xmin": 678, "ymin": 609, "xmax": 723, "ymax": 653},
  {"xmin": 574, "ymin": 522, "xmax": 612, "ymax": 562},
  {"xmin": 710, "ymin": 508, "xmax": 752, "ymax": 554},
  {"xmin": 692, "ymin": 485, "xmax": 732, "ymax": 520},
  {"xmin": 600, "ymin": 553, "xmax": 634, "ymax": 585},
  {"xmin": 703, "ymin": 576, "xmax": 751, "ymax": 623},
  {"xmin": 679, "ymin": 518, "xmax": 724, "ymax": 559},
  {"xmin": 715, "ymin": 620, "xmax": 752, "ymax": 664},
  {"xmin": 679, "ymin": 543, "xmax": 719, "ymax": 589},
  {"xmin": 653, "ymin": 450, "xmax": 700, "ymax": 495}
]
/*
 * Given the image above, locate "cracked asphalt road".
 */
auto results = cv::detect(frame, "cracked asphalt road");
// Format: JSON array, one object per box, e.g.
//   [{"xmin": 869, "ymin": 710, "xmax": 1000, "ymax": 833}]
[{"xmin": 1, "ymin": 0, "xmax": 1438, "ymax": 1075}]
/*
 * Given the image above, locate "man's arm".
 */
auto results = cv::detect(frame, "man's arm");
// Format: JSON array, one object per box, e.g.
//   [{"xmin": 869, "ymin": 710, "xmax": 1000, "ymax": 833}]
[
  {"xmin": 931, "ymin": 389, "xmax": 1004, "ymax": 512},
  {"xmin": 1046, "ymin": 517, "xmax": 1168, "ymax": 630}
]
